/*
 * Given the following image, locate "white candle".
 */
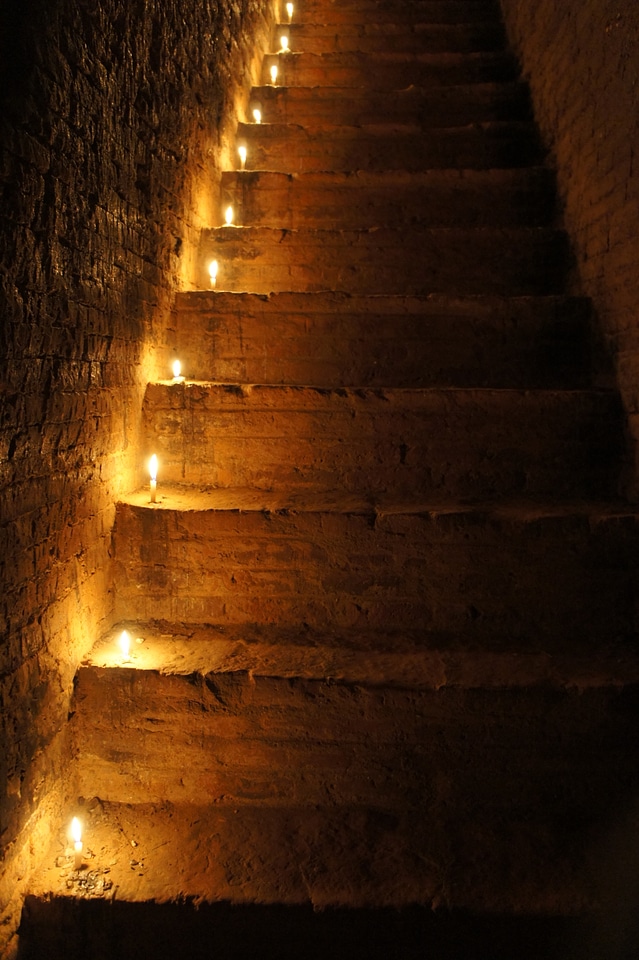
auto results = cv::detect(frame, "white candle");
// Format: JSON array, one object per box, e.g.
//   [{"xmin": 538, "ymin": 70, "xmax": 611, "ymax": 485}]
[
  {"xmin": 238, "ymin": 145, "xmax": 247, "ymax": 169},
  {"xmin": 270, "ymin": 64, "xmax": 278, "ymax": 84},
  {"xmin": 252, "ymin": 107, "xmax": 262, "ymax": 124},
  {"xmin": 209, "ymin": 260, "xmax": 218, "ymax": 288},
  {"xmin": 149, "ymin": 454, "xmax": 158, "ymax": 503},
  {"xmin": 119, "ymin": 629, "xmax": 131, "ymax": 661},
  {"xmin": 225, "ymin": 205, "xmax": 234, "ymax": 225},
  {"xmin": 286, "ymin": 2, "xmax": 294, "ymax": 21},
  {"xmin": 172, "ymin": 359, "xmax": 183, "ymax": 381},
  {"xmin": 280, "ymin": 34, "xmax": 289, "ymax": 52},
  {"xmin": 71, "ymin": 817, "xmax": 83, "ymax": 870}
]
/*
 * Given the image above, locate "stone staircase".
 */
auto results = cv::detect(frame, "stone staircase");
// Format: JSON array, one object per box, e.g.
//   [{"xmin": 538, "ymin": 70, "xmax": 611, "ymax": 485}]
[{"xmin": 20, "ymin": 0, "xmax": 639, "ymax": 957}]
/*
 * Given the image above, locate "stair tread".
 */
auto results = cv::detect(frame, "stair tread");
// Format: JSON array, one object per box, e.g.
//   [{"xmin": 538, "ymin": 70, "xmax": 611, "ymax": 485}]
[
  {"xmin": 121, "ymin": 483, "xmax": 636, "ymax": 517},
  {"xmin": 85, "ymin": 622, "xmax": 639, "ymax": 689},
  {"xmin": 175, "ymin": 290, "xmax": 587, "ymax": 310}
]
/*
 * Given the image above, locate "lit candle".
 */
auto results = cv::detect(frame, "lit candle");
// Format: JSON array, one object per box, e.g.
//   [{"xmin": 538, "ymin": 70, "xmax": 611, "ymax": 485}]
[
  {"xmin": 252, "ymin": 107, "xmax": 262, "ymax": 124},
  {"xmin": 280, "ymin": 34, "xmax": 289, "ymax": 52},
  {"xmin": 149, "ymin": 454, "xmax": 158, "ymax": 503},
  {"xmin": 171, "ymin": 359, "xmax": 184, "ymax": 381},
  {"xmin": 119, "ymin": 629, "xmax": 131, "ymax": 661},
  {"xmin": 286, "ymin": 2, "xmax": 294, "ymax": 21},
  {"xmin": 270, "ymin": 64, "xmax": 278, "ymax": 84},
  {"xmin": 238, "ymin": 145, "xmax": 247, "ymax": 169},
  {"xmin": 71, "ymin": 817, "xmax": 83, "ymax": 870},
  {"xmin": 209, "ymin": 259, "xmax": 218, "ymax": 288},
  {"xmin": 225, "ymin": 205, "xmax": 234, "ymax": 225}
]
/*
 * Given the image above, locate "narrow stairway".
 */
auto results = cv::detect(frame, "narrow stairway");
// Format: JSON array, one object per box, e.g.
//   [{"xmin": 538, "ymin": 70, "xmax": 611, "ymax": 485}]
[{"xmin": 20, "ymin": 0, "xmax": 639, "ymax": 957}]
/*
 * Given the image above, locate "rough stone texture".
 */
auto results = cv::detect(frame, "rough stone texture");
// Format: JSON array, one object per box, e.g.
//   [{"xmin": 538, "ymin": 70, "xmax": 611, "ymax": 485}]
[
  {"xmin": 0, "ymin": 0, "xmax": 276, "ymax": 948},
  {"xmin": 498, "ymin": 0, "xmax": 639, "ymax": 491}
]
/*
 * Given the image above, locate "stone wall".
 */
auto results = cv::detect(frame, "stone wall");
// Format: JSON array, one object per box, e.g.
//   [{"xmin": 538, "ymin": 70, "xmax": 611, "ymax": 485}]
[
  {"xmin": 499, "ymin": 0, "xmax": 639, "ymax": 494},
  {"xmin": 0, "ymin": 0, "xmax": 275, "ymax": 947}
]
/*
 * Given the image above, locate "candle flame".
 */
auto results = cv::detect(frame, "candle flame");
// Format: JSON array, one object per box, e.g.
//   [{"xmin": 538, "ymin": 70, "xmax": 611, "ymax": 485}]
[
  {"xmin": 252, "ymin": 107, "xmax": 262, "ymax": 124},
  {"xmin": 208, "ymin": 259, "xmax": 218, "ymax": 286},
  {"xmin": 280, "ymin": 34, "xmax": 289, "ymax": 52},
  {"xmin": 238, "ymin": 145, "xmax": 247, "ymax": 168},
  {"xmin": 119, "ymin": 630, "xmax": 131, "ymax": 659},
  {"xmin": 286, "ymin": 2, "xmax": 294, "ymax": 20},
  {"xmin": 149, "ymin": 454, "xmax": 158, "ymax": 481},
  {"xmin": 225, "ymin": 205, "xmax": 234, "ymax": 225},
  {"xmin": 270, "ymin": 64, "xmax": 278, "ymax": 84},
  {"xmin": 172, "ymin": 359, "xmax": 181, "ymax": 379},
  {"xmin": 71, "ymin": 817, "xmax": 82, "ymax": 844}
]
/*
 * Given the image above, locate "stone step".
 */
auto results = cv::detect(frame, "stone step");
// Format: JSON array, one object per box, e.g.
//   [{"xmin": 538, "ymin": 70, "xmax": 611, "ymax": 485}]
[
  {"xmin": 268, "ymin": 21, "xmax": 505, "ymax": 55},
  {"xmin": 70, "ymin": 634, "xmax": 639, "ymax": 843},
  {"xmin": 169, "ymin": 292, "xmax": 592, "ymax": 389},
  {"xmin": 246, "ymin": 82, "xmax": 531, "ymax": 128},
  {"xmin": 199, "ymin": 225, "xmax": 567, "ymax": 296},
  {"xmin": 111, "ymin": 493, "xmax": 639, "ymax": 652},
  {"xmin": 290, "ymin": 0, "xmax": 501, "ymax": 26},
  {"xmin": 236, "ymin": 121, "xmax": 543, "ymax": 173},
  {"xmin": 141, "ymin": 382, "xmax": 621, "ymax": 499},
  {"xmin": 218, "ymin": 169, "xmax": 553, "ymax": 228},
  {"xmin": 263, "ymin": 50, "xmax": 519, "ymax": 87},
  {"xmin": 16, "ymin": 893, "xmax": 590, "ymax": 960}
]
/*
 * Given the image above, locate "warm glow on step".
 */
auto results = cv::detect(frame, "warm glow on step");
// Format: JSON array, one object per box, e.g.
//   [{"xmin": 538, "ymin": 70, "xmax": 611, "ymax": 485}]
[
  {"xmin": 149, "ymin": 454, "xmax": 158, "ymax": 503},
  {"xmin": 208, "ymin": 259, "xmax": 218, "ymax": 287},
  {"xmin": 238, "ymin": 145, "xmax": 247, "ymax": 169},
  {"xmin": 252, "ymin": 107, "xmax": 262, "ymax": 124},
  {"xmin": 270, "ymin": 64, "xmax": 278, "ymax": 84},
  {"xmin": 225, "ymin": 205, "xmax": 234, "ymax": 225},
  {"xmin": 280, "ymin": 34, "xmax": 289, "ymax": 52}
]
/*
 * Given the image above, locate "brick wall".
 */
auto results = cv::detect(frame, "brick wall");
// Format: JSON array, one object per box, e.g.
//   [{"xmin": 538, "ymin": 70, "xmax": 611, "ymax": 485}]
[
  {"xmin": 499, "ymin": 0, "xmax": 639, "ymax": 494},
  {"xmin": 0, "ymin": 0, "xmax": 274, "ymax": 946}
]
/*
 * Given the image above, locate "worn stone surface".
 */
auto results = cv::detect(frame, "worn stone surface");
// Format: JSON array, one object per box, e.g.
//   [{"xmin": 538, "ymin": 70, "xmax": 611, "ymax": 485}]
[
  {"xmin": 169, "ymin": 292, "xmax": 593, "ymax": 388},
  {"xmin": 141, "ymin": 381, "xmax": 622, "ymax": 497}
]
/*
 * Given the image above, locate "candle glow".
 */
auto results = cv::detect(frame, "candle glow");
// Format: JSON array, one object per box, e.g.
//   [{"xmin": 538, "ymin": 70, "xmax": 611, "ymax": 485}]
[
  {"xmin": 225, "ymin": 205, "xmax": 234, "ymax": 225},
  {"xmin": 209, "ymin": 259, "xmax": 218, "ymax": 287},
  {"xmin": 149, "ymin": 453, "xmax": 158, "ymax": 503},
  {"xmin": 252, "ymin": 107, "xmax": 262, "ymax": 124},
  {"xmin": 270, "ymin": 64, "xmax": 278, "ymax": 84},
  {"xmin": 238, "ymin": 145, "xmax": 247, "ymax": 169},
  {"xmin": 172, "ymin": 359, "xmax": 182, "ymax": 380},
  {"xmin": 280, "ymin": 34, "xmax": 289, "ymax": 52},
  {"xmin": 286, "ymin": 2, "xmax": 294, "ymax": 20}
]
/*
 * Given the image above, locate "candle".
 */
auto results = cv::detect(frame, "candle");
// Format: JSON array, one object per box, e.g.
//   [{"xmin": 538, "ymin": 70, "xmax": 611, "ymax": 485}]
[
  {"xmin": 280, "ymin": 34, "xmax": 289, "ymax": 52},
  {"xmin": 172, "ymin": 359, "xmax": 183, "ymax": 381},
  {"xmin": 119, "ymin": 629, "xmax": 131, "ymax": 661},
  {"xmin": 238, "ymin": 145, "xmax": 247, "ymax": 169},
  {"xmin": 286, "ymin": 2, "xmax": 294, "ymax": 21},
  {"xmin": 252, "ymin": 107, "xmax": 262, "ymax": 124},
  {"xmin": 149, "ymin": 454, "xmax": 158, "ymax": 503},
  {"xmin": 209, "ymin": 259, "xmax": 218, "ymax": 288},
  {"xmin": 270, "ymin": 64, "xmax": 278, "ymax": 84},
  {"xmin": 71, "ymin": 817, "xmax": 83, "ymax": 870},
  {"xmin": 225, "ymin": 205, "xmax": 234, "ymax": 225}
]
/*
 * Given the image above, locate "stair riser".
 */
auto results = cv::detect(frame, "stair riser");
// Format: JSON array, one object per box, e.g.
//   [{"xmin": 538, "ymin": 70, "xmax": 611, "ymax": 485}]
[
  {"xmin": 112, "ymin": 506, "xmax": 639, "ymax": 650},
  {"xmin": 290, "ymin": 0, "xmax": 501, "ymax": 25},
  {"xmin": 248, "ymin": 83, "xmax": 530, "ymax": 128},
  {"xmin": 237, "ymin": 123, "xmax": 542, "ymax": 173},
  {"xmin": 269, "ymin": 23, "xmax": 505, "ymax": 55},
  {"xmin": 142, "ymin": 384, "xmax": 620, "ymax": 499},
  {"xmin": 72, "ymin": 668, "xmax": 639, "ymax": 814},
  {"xmin": 219, "ymin": 169, "xmax": 553, "ymax": 228},
  {"xmin": 199, "ymin": 226, "xmax": 567, "ymax": 296},
  {"xmin": 266, "ymin": 51, "xmax": 519, "ymax": 87},
  {"xmin": 170, "ymin": 293, "xmax": 591, "ymax": 388}
]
